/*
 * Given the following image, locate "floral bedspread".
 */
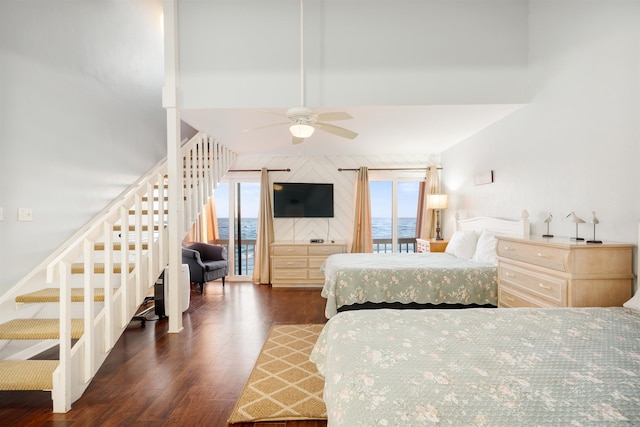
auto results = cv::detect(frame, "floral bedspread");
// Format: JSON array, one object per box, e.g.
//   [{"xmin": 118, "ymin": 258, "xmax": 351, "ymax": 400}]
[
  {"xmin": 310, "ymin": 307, "xmax": 640, "ymax": 426},
  {"xmin": 320, "ymin": 253, "xmax": 497, "ymax": 318}
]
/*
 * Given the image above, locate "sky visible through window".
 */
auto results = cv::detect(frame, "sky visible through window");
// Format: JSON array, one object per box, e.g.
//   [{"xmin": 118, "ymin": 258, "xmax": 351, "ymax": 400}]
[{"xmin": 213, "ymin": 181, "xmax": 420, "ymax": 218}]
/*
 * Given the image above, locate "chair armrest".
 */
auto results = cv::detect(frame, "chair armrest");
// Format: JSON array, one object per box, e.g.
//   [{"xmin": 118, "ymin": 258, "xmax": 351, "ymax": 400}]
[
  {"xmin": 197, "ymin": 244, "xmax": 228, "ymax": 261},
  {"xmin": 182, "ymin": 247, "xmax": 206, "ymax": 268}
]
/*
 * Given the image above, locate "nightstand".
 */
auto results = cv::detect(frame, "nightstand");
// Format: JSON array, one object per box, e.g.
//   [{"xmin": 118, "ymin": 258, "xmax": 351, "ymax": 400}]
[{"xmin": 416, "ymin": 238, "xmax": 449, "ymax": 253}]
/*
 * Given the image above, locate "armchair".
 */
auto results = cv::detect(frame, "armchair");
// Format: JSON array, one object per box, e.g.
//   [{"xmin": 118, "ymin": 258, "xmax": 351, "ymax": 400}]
[{"xmin": 182, "ymin": 242, "xmax": 229, "ymax": 294}]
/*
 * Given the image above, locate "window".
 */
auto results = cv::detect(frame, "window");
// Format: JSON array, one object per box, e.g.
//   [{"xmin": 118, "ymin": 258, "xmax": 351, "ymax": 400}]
[
  {"xmin": 369, "ymin": 179, "xmax": 420, "ymax": 253},
  {"xmin": 213, "ymin": 180, "xmax": 260, "ymax": 277}
]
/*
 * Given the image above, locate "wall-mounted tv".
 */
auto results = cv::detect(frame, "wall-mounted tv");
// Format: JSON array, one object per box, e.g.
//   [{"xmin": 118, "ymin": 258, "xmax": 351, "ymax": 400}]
[{"xmin": 273, "ymin": 182, "xmax": 334, "ymax": 218}]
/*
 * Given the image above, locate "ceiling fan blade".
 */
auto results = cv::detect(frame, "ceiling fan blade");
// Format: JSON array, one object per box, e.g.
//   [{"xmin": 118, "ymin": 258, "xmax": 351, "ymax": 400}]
[
  {"xmin": 242, "ymin": 122, "xmax": 289, "ymax": 133},
  {"xmin": 292, "ymin": 136, "xmax": 305, "ymax": 145},
  {"xmin": 315, "ymin": 122, "xmax": 358, "ymax": 140},
  {"xmin": 317, "ymin": 111, "xmax": 353, "ymax": 122}
]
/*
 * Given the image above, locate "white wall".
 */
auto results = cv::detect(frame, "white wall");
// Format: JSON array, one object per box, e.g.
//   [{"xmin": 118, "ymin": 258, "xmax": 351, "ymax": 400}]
[
  {"xmin": 230, "ymin": 153, "xmax": 433, "ymax": 249},
  {"xmin": 441, "ymin": 1, "xmax": 639, "ymax": 246},
  {"xmin": 178, "ymin": 0, "xmax": 530, "ymax": 109},
  {"xmin": 0, "ymin": 1, "xmax": 166, "ymax": 293}
]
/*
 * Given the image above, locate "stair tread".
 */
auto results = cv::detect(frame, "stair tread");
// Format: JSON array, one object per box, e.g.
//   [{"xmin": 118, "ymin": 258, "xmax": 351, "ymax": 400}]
[
  {"xmin": 0, "ymin": 319, "xmax": 84, "ymax": 340},
  {"xmin": 16, "ymin": 288, "xmax": 105, "ymax": 303},
  {"xmin": 70, "ymin": 263, "xmax": 135, "ymax": 274},
  {"xmin": 0, "ymin": 360, "xmax": 58, "ymax": 390},
  {"xmin": 94, "ymin": 242, "xmax": 149, "ymax": 251}
]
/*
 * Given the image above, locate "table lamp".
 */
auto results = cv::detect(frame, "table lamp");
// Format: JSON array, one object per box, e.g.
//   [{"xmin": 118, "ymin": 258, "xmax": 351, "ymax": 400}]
[{"xmin": 427, "ymin": 194, "xmax": 448, "ymax": 240}]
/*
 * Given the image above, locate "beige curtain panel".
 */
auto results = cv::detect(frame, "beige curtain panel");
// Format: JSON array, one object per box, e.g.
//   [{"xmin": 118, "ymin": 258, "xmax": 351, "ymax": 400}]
[
  {"xmin": 417, "ymin": 166, "xmax": 440, "ymax": 240},
  {"xmin": 184, "ymin": 197, "xmax": 220, "ymax": 244},
  {"xmin": 351, "ymin": 166, "xmax": 373, "ymax": 253},
  {"xmin": 252, "ymin": 168, "xmax": 275, "ymax": 284}
]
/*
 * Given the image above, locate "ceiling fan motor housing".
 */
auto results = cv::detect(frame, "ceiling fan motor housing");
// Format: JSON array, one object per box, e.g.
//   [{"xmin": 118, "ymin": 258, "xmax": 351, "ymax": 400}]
[{"xmin": 287, "ymin": 106, "xmax": 318, "ymax": 124}]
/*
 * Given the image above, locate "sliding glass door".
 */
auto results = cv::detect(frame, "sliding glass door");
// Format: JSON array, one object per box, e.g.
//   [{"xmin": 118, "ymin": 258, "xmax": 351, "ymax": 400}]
[
  {"xmin": 369, "ymin": 179, "xmax": 421, "ymax": 253},
  {"xmin": 214, "ymin": 180, "xmax": 260, "ymax": 278}
]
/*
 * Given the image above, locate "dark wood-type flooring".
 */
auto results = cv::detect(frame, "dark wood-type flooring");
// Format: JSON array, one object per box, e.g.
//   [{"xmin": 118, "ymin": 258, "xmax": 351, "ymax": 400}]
[{"xmin": 0, "ymin": 281, "xmax": 329, "ymax": 427}]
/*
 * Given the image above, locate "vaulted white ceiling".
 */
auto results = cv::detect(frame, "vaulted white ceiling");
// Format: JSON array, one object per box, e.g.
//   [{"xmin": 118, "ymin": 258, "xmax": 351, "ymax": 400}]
[{"xmin": 177, "ymin": 0, "xmax": 530, "ymax": 157}]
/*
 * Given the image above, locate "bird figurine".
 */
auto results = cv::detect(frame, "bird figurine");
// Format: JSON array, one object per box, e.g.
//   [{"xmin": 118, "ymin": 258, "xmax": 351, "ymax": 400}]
[
  {"xmin": 587, "ymin": 211, "xmax": 602, "ymax": 244},
  {"xmin": 542, "ymin": 212, "xmax": 553, "ymax": 238},
  {"xmin": 566, "ymin": 211, "xmax": 585, "ymax": 241}
]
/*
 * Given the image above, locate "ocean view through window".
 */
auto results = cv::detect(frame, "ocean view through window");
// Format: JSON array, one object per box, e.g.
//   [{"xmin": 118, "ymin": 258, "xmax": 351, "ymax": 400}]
[
  {"xmin": 214, "ymin": 179, "xmax": 421, "ymax": 276},
  {"xmin": 216, "ymin": 217, "xmax": 419, "ymax": 274}
]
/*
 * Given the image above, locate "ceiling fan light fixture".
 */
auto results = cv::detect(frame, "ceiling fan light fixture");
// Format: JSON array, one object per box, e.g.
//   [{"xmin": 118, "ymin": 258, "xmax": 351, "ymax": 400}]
[{"xmin": 289, "ymin": 123, "xmax": 315, "ymax": 138}]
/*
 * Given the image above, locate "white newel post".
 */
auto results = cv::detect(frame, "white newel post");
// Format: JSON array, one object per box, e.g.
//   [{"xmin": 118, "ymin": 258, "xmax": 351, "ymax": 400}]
[{"xmin": 163, "ymin": 0, "xmax": 183, "ymax": 333}]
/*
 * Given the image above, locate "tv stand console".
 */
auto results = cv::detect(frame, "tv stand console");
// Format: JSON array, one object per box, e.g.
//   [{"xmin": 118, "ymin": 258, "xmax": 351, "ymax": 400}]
[{"xmin": 270, "ymin": 242, "xmax": 346, "ymax": 287}]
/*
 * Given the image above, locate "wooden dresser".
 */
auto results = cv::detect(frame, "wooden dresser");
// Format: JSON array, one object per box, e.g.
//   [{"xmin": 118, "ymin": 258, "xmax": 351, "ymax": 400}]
[
  {"xmin": 496, "ymin": 236, "xmax": 634, "ymax": 308},
  {"xmin": 270, "ymin": 242, "xmax": 346, "ymax": 287}
]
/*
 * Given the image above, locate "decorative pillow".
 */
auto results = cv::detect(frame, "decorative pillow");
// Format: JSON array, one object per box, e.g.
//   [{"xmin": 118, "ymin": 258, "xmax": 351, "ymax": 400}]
[
  {"xmin": 472, "ymin": 230, "xmax": 498, "ymax": 265},
  {"xmin": 623, "ymin": 290, "xmax": 640, "ymax": 312},
  {"xmin": 445, "ymin": 230, "xmax": 479, "ymax": 260}
]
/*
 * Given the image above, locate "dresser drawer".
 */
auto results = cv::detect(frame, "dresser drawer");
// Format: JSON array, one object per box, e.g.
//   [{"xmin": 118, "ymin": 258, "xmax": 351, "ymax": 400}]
[
  {"xmin": 499, "ymin": 286, "xmax": 555, "ymax": 308},
  {"xmin": 308, "ymin": 244, "xmax": 344, "ymax": 256},
  {"xmin": 272, "ymin": 245, "xmax": 307, "ymax": 256},
  {"xmin": 270, "ymin": 242, "xmax": 346, "ymax": 286},
  {"xmin": 272, "ymin": 269, "xmax": 308, "ymax": 280},
  {"xmin": 308, "ymin": 257, "xmax": 326, "ymax": 270},
  {"xmin": 308, "ymin": 269, "xmax": 325, "ymax": 280},
  {"xmin": 497, "ymin": 240, "xmax": 568, "ymax": 272},
  {"xmin": 308, "ymin": 257, "xmax": 327, "ymax": 279},
  {"xmin": 272, "ymin": 257, "xmax": 307, "ymax": 269},
  {"xmin": 500, "ymin": 263, "xmax": 566, "ymax": 305}
]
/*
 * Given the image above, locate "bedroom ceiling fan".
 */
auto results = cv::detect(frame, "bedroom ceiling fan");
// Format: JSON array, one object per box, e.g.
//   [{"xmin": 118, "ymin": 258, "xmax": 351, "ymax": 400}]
[{"xmin": 243, "ymin": 0, "xmax": 358, "ymax": 145}]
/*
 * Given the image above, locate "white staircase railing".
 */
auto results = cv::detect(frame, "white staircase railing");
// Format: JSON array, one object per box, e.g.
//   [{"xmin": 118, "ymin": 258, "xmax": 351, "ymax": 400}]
[{"xmin": 28, "ymin": 132, "xmax": 234, "ymax": 412}]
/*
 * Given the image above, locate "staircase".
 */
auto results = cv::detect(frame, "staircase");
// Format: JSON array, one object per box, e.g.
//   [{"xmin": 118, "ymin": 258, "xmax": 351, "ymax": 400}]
[{"xmin": 0, "ymin": 132, "xmax": 234, "ymax": 412}]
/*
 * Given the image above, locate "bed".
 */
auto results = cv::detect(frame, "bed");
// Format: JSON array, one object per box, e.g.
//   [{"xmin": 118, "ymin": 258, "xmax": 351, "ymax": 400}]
[
  {"xmin": 310, "ymin": 305, "xmax": 640, "ymax": 426},
  {"xmin": 320, "ymin": 211, "xmax": 530, "ymax": 318}
]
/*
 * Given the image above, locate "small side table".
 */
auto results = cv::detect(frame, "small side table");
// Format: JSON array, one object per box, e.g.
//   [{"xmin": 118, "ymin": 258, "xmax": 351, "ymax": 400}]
[{"xmin": 416, "ymin": 238, "xmax": 449, "ymax": 253}]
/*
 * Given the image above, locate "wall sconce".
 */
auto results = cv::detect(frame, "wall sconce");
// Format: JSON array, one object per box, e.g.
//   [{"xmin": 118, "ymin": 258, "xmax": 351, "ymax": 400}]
[{"xmin": 427, "ymin": 194, "xmax": 448, "ymax": 240}]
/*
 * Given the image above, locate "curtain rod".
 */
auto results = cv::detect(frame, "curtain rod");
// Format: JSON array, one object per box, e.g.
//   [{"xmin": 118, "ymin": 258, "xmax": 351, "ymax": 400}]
[
  {"xmin": 227, "ymin": 168, "xmax": 291, "ymax": 173},
  {"xmin": 338, "ymin": 167, "xmax": 442, "ymax": 172}
]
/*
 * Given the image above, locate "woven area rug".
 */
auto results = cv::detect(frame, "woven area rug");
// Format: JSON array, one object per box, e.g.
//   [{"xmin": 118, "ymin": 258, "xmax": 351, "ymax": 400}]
[{"xmin": 228, "ymin": 324, "xmax": 327, "ymax": 423}]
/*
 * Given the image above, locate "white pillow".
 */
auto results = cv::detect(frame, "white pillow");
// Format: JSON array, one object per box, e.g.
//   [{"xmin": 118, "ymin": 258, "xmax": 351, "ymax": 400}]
[
  {"xmin": 623, "ymin": 290, "xmax": 640, "ymax": 312},
  {"xmin": 472, "ymin": 230, "xmax": 498, "ymax": 265},
  {"xmin": 445, "ymin": 230, "xmax": 479, "ymax": 260}
]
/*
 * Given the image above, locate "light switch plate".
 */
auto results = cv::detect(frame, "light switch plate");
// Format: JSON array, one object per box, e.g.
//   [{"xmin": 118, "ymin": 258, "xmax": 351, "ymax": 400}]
[
  {"xmin": 0, "ymin": 207, "xmax": 3, "ymax": 221},
  {"xmin": 18, "ymin": 208, "xmax": 33, "ymax": 222}
]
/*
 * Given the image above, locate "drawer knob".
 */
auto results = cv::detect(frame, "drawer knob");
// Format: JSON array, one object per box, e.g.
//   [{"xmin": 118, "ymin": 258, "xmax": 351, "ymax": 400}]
[
  {"xmin": 503, "ymin": 246, "xmax": 514, "ymax": 251},
  {"xmin": 536, "ymin": 252, "xmax": 548, "ymax": 258},
  {"xmin": 506, "ymin": 296, "xmax": 514, "ymax": 302},
  {"xmin": 505, "ymin": 271, "xmax": 515, "ymax": 277},
  {"xmin": 538, "ymin": 283, "xmax": 552, "ymax": 290}
]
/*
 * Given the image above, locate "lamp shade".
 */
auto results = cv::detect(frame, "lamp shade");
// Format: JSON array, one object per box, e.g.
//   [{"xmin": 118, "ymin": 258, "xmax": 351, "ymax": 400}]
[
  {"xmin": 427, "ymin": 194, "xmax": 448, "ymax": 210},
  {"xmin": 289, "ymin": 123, "xmax": 315, "ymax": 138}
]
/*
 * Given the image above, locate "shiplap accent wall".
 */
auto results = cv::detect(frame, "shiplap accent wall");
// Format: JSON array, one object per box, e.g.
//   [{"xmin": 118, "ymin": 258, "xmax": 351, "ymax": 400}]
[{"xmin": 230, "ymin": 154, "xmax": 435, "ymax": 251}]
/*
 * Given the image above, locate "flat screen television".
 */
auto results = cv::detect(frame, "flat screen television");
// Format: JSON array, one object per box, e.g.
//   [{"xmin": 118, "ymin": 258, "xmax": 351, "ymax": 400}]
[{"xmin": 273, "ymin": 182, "xmax": 334, "ymax": 218}]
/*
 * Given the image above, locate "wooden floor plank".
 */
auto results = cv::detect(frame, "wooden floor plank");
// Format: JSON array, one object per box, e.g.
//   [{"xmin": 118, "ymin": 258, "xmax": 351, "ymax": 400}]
[{"xmin": 0, "ymin": 282, "xmax": 328, "ymax": 427}]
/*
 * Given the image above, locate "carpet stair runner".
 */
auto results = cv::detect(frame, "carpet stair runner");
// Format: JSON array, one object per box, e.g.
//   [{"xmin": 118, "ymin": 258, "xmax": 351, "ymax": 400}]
[
  {"xmin": 0, "ymin": 189, "xmax": 163, "ymax": 394},
  {"xmin": 69, "ymin": 263, "xmax": 136, "ymax": 275},
  {"xmin": 0, "ymin": 317, "xmax": 84, "ymax": 391},
  {"xmin": 0, "ymin": 360, "xmax": 59, "ymax": 390},
  {"xmin": 0, "ymin": 210, "xmax": 156, "ymax": 394},
  {"xmin": 15, "ymin": 288, "xmax": 106, "ymax": 303},
  {"xmin": 0, "ymin": 135, "xmax": 233, "ymax": 412}
]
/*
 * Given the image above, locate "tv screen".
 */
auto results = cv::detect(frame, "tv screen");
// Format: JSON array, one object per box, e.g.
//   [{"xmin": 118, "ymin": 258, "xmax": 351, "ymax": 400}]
[{"xmin": 273, "ymin": 182, "xmax": 334, "ymax": 218}]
